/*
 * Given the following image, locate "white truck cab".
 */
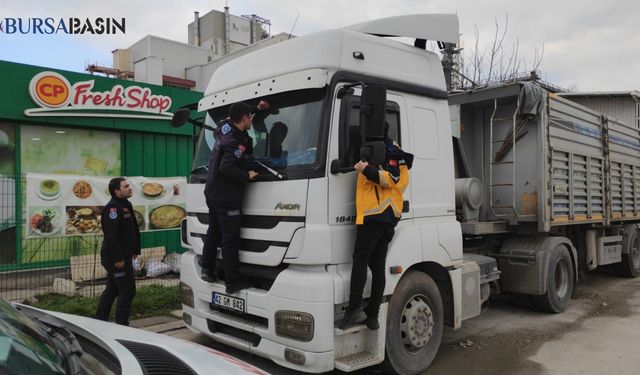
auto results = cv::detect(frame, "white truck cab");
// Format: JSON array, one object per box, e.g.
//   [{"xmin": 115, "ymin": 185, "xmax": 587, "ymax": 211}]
[{"xmin": 178, "ymin": 15, "xmax": 497, "ymax": 374}]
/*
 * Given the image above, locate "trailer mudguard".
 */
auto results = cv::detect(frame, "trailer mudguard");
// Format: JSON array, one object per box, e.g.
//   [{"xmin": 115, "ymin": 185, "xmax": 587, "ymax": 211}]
[{"xmin": 497, "ymin": 236, "xmax": 578, "ymax": 295}]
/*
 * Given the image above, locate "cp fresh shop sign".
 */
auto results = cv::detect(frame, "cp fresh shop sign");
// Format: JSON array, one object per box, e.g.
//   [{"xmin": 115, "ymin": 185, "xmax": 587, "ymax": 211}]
[{"xmin": 25, "ymin": 71, "xmax": 173, "ymax": 120}]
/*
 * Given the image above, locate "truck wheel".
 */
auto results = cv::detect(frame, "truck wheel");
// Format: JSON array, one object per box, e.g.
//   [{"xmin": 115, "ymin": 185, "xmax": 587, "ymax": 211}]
[
  {"xmin": 533, "ymin": 245, "xmax": 573, "ymax": 313},
  {"xmin": 383, "ymin": 271, "xmax": 443, "ymax": 375},
  {"xmin": 615, "ymin": 225, "xmax": 640, "ymax": 278}
]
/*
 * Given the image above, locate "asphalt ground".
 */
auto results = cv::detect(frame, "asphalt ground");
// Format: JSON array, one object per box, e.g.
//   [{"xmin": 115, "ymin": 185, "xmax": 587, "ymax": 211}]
[{"xmin": 140, "ymin": 271, "xmax": 640, "ymax": 375}]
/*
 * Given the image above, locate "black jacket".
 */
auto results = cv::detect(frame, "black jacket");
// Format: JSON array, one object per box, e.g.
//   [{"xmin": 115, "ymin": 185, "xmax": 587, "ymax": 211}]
[
  {"xmin": 101, "ymin": 197, "xmax": 141, "ymax": 264},
  {"xmin": 205, "ymin": 120, "xmax": 253, "ymax": 208}
]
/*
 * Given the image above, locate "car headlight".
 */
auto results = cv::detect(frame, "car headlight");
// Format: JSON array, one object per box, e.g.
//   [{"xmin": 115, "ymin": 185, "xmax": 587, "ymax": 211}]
[
  {"xmin": 180, "ymin": 282, "xmax": 194, "ymax": 308},
  {"xmin": 275, "ymin": 310, "xmax": 314, "ymax": 342}
]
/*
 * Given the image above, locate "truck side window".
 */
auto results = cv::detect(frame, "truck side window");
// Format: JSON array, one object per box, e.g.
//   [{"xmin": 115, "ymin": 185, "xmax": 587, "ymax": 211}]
[{"xmin": 338, "ymin": 95, "xmax": 400, "ymax": 166}]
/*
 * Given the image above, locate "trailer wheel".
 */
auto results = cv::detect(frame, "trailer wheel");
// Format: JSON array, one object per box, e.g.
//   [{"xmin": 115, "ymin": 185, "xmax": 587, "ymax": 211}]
[
  {"xmin": 615, "ymin": 225, "xmax": 640, "ymax": 278},
  {"xmin": 383, "ymin": 271, "xmax": 443, "ymax": 375},
  {"xmin": 533, "ymin": 245, "xmax": 573, "ymax": 313}
]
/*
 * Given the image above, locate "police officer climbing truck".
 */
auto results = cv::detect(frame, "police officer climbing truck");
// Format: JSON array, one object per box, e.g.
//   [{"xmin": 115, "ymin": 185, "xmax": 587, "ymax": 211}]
[
  {"xmin": 199, "ymin": 101, "xmax": 269, "ymax": 295},
  {"xmin": 95, "ymin": 177, "xmax": 140, "ymax": 326}
]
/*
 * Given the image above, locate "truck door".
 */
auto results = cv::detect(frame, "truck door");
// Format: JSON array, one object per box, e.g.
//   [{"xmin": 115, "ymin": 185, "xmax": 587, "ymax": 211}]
[{"xmin": 328, "ymin": 87, "xmax": 412, "ymax": 263}]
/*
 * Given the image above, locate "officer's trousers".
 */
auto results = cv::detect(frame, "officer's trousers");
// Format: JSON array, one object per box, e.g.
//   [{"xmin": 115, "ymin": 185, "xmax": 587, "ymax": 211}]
[
  {"xmin": 95, "ymin": 258, "xmax": 136, "ymax": 326},
  {"xmin": 347, "ymin": 222, "xmax": 395, "ymax": 317},
  {"xmin": 202, "ymin": 196, "xmax": 243, "ymax": 285}
]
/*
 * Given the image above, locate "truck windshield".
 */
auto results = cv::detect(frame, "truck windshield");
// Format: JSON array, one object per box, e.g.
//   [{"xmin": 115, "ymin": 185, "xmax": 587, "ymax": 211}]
[{"xmin": 191, "ymin": 87, "xmax": 327, "ymax": 181}]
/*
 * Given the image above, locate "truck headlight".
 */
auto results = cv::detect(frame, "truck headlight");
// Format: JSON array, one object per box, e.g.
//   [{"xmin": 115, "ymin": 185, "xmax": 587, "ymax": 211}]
[
  {"xmin": 180, "ymin": 282, "xmax": 194, "ymax": 308},
  {"xmin": 275, "ymin": 310, "xmax": 314, "ymax": 342}
]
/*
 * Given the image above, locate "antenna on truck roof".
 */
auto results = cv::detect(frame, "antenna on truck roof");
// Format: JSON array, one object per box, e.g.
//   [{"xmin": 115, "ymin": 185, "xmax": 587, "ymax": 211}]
[{"xmin": 288, "ymin": 13, "xmax": 300, "ymax": 40}]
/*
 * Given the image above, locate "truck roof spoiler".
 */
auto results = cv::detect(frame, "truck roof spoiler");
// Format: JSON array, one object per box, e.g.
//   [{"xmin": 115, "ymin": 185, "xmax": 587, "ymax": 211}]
[{"xmin": 344, "ymin": 14, "xmax": 459, "ymax": 45}]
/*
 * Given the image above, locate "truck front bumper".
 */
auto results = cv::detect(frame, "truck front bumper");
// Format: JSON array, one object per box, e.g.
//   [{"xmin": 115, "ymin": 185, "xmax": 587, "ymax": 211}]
[{"xmin": 181, "ymin": 250, "xmax": 336, "ymax": 373}]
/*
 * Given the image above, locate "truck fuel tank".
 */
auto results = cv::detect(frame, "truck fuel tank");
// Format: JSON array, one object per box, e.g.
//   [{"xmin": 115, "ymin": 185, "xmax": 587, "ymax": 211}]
[{"xmin": 459, "ymin": 254, "xmax": 500, "ymax": 321}]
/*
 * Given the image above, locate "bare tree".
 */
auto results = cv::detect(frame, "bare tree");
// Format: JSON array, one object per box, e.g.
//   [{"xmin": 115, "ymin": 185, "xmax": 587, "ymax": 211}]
[
  {"xmin": 486, "ymin": 14, "xmax": 509, "ymax": 84},
  {"xmin": 453, "ymin": 13, "xmax": 545, "ymax": 90}
]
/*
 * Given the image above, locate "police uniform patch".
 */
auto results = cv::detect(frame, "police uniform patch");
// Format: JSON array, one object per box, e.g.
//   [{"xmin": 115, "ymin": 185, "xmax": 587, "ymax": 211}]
[
  {"xmin": 234, "ymin": 149, "xmax": 243, "ymax": 158},
  {"xmin": 109, "ymin": 209, "xmax": 118, "ymax": 219},
  {"xmin": 221, "ymin": 124, "xmax": 232, "ymax": 134},
  {"xmin": 238, "ymin": 144, "xmax": 245, "ymax": 153}
]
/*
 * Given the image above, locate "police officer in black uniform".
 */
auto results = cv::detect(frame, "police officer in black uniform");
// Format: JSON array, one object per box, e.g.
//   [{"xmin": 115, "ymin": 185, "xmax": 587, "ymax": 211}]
[
  {"xmin": 200, "ymin": 101, "xmax": 266, "ymax": 294},
  {"xmin": 95, "ymin": 177, "xmax": 141, "ymax": 326}
]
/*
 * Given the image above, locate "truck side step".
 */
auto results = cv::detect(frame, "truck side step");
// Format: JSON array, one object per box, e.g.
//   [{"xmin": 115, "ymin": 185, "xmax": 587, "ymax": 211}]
[
  {"xmin": 335, "ymin": 352, "xmax": 380, "ymax": 372},
  {"xmin": 333, "ymin": 304, "xmax": 387, "ymax": 372}
]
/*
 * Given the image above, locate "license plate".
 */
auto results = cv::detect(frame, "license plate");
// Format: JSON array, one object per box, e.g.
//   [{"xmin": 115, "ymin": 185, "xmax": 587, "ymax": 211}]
[{"xmin": 212, "ymin": 292, "xmax": 245, "ymax": 313}]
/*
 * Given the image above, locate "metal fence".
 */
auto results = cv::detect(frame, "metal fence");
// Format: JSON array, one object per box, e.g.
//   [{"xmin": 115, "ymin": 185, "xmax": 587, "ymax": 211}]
[{"xmin": 0, "ymin": 173, "xmax": 181, "ymax": 313}]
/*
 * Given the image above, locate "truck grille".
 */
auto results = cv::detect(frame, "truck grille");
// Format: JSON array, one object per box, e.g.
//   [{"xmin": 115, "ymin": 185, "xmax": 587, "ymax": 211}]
[
  {"xmin": 190, "ymin": 212, "xmax": 304, "ymax": 229},
  {"xmin": 190, "ymin": 233, "xmax": 288, "ymax": 253},
  {"xmin": 207, "ymin": 319, "xmax": 262, "ymax": 347},
  {"xmin": 215, "ymin": 260, "xmax": 288, "ymax": 290}
]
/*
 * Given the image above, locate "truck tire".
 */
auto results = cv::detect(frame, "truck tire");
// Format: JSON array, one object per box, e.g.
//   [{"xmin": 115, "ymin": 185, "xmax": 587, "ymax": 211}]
[
  {"xmin": 383, "ymin": 271, "xmax": 443, "ymax": 375},
  {"xmin": 615, "ymin": 225, "xmax": 640, "ymax": 277},
  {"xmin": 532, "ymin": 245, "xmax": 573, "ymax": 313}
]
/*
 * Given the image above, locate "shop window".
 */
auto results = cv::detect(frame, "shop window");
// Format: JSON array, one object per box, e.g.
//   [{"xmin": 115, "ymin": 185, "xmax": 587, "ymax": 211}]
[
  {"xmin": 19, "ymin": 125, "xmax": 121, "ymax": 266},
  {"xmin": 21, "ymin": 126, "xmax": 121, "ymax": 175}
]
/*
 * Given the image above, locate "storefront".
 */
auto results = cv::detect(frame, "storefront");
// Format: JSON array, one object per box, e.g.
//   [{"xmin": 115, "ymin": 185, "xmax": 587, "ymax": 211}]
[{"xmin": 0, "ymin": 60, "xmax": 202, "ymax": 271}]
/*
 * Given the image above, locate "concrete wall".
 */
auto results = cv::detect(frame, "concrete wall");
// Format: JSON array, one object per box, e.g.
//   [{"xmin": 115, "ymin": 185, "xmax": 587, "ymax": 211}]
[
  {"xmin": 112, "ymin": 49, "xmax": 131, "ymax": 71},
  {"xmin": 126, "ymin": 35, "xmax": 215, "ymax": 83},
  {"xmin": 188, "ymin": 9, "xmax": 225, "ymax": 52},
  {"xmin": 148, "ymin": 36, "xmax": 215, "ymax": 78},
  {"xmin": 134, "ymin": 55, "xmax": 163, "ymax": 85}
]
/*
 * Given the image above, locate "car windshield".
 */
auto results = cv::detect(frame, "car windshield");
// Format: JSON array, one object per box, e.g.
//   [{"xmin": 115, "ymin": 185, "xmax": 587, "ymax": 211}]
[
  {"xmin": 191, "ymin": 87, "xmax": 327, "ymax": 181},
  {"xmin": 0, "ymin": 299, "xmax": 66, "ymax": 374}
]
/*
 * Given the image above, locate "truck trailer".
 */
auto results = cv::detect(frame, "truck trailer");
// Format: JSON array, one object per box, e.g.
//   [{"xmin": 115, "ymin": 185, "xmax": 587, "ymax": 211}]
[{"xmin": 176, "ymin": 14, "xmax": 640, "ymax": 374}]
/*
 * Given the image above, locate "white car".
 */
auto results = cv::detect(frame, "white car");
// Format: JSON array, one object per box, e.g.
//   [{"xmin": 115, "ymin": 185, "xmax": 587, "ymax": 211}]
[{"xmin": 1, "ymin": 299, "xmax": 269, "ymax": 375}]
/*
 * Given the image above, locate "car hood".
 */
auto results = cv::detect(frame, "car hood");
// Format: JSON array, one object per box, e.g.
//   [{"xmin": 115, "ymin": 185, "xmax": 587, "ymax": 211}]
[{"xmin": 17, "ymin": 304, "xmax": 269, "ymax": 375}]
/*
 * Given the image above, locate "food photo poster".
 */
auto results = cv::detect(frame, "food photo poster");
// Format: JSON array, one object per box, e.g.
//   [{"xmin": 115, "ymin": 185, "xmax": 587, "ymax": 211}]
[{"xmin": 26, "ymin": 174, "xmax": 187, "ymax": 238}]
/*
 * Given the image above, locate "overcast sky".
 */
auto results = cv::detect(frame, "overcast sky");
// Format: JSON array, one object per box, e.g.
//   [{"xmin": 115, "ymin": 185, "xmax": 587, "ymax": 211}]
[{"xmin": 1, "ymin": 0, "xmax": 638, "ymax": 91}]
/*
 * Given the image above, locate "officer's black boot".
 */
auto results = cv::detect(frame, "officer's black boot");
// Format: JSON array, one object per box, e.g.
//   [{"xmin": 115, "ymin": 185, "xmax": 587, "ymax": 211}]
[
  {"xmin": 198, "ymin": 257, "xmax": 217, "ymax": 282},
  {"xmin": 201, "ymin": 269, "xmax": 217, "ymax": 283},
  {"xmin": 338, "ymin": 308, "xmax": 366, "ymax": 330},
  {"xmin": 364, "ymin": 315, "xmax": 380, "ymax": 330}
]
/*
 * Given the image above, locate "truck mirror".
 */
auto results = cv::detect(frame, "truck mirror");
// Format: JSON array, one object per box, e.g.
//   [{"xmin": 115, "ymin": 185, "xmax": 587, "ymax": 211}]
[
  {"xmin": 360, "ymin": 141, "xmax": 386, "ymax": 165},
  {"xmin": 360, "ymin": 85, "xmax": 386, "ymax": 138},
  {"xmin": 171, "ymin": 108, "xmax": 191, "ymax": 128}
]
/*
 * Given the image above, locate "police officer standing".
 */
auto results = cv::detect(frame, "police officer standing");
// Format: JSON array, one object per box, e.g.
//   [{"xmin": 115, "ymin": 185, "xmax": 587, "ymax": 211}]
[
  {"xmin": 200, "ymin": 101, "xmax": 265, "ymax": 294},
  {"xmin": 95, "ymin": 177, "xmax": 140, "ymax": 326}
]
